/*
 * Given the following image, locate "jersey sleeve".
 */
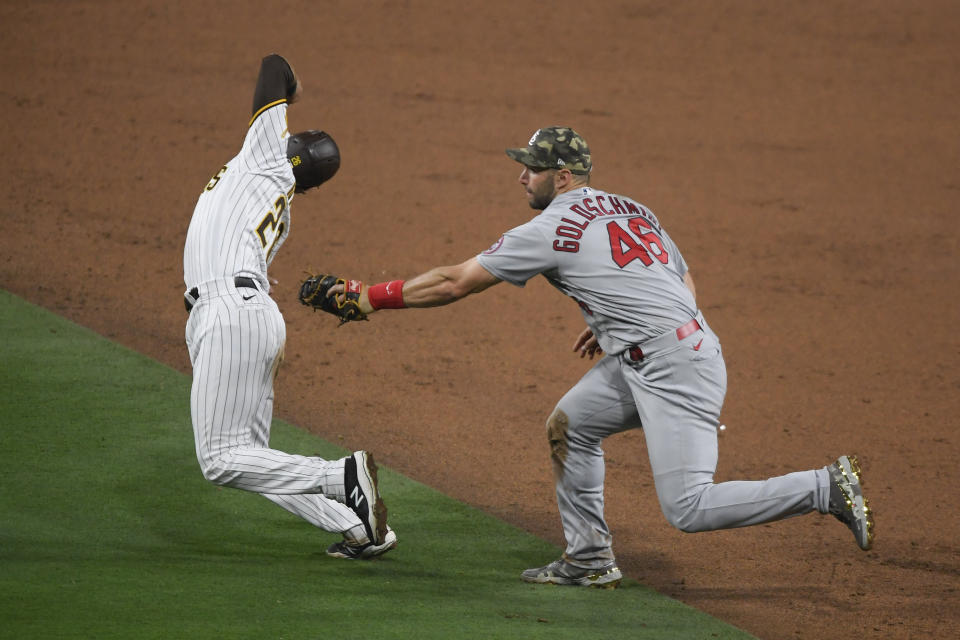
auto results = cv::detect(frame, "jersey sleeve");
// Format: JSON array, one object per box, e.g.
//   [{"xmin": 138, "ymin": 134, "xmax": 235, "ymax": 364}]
[
  {"xmin": 238, "ymin": 56, "xmax": 295, "ymax": 176},
  {"xmin": 476, "ymin": 218, "xmax": 557, "ymax": 287},
  {"xmin": 251, "ymin": 54, "xmax": 298, "ymax": 118}
]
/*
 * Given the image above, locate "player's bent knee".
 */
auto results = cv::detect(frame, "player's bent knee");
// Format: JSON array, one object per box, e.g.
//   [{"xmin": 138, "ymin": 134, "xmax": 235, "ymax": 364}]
[
  {"xmin": 669, "ymin": 514, "xmax": 706, "ymax": 533},
  {"xmin": 198, "ymin": 458, "xmax": 233, "ymax": 486},
  {"xmin": 546, "ymin": 407, "xmax": 569, "ymax": 464},
  {"xmin": 658, "ymin": 489, "xmax": 712, "ymax": 533},
  {"xmin": 660, "ymin": 504, "xmax": 704, "ymax": 533}
]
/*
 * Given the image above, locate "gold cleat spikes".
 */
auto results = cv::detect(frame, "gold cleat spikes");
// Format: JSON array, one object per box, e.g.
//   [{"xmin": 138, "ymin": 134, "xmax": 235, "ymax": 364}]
[
  {"xmin": 852, "ymin": 456, "xmax": 876, "ymax": 549},
  {"xmin": 827, "ymin": 454, "xmax": 875, "ymax": 551},
  {"xmin": 863, "ymin": 497, "xmax": 875, "ymax": 548},
  {"xmin": 849, "ymin": 455, "xmax": 863, "ymax": 478}
]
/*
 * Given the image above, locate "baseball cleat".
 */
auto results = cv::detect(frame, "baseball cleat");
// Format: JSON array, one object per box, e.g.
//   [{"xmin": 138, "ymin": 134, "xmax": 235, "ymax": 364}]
[
  {"xmin": 521, "ymin": 558, "xmax": 622, "ymax": 589},
  {"xmin": 827, "ymin": 455, "xmax": 874, "ymax": 550},
  {"xmin": 343, "ymin": 451, "xmax": 388, "ymax": 545},
  {"xmin": 327, "ymin": 527, "xmax": 398, "ymax": 560}
]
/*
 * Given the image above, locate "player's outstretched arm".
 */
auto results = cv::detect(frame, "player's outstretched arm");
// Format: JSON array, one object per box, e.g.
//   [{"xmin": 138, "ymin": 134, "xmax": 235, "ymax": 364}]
[
  {"xmin": 398, "ymin": 257, "xmax": 501, "ymax": 308},
  {"xmin": 314, "ymin": 257, "xmax": 501, "ymax": 319}
]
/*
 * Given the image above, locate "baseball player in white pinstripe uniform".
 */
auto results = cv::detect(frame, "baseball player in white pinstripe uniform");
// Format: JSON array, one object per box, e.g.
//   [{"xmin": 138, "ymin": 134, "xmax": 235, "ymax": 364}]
[
  {"xmin": 317, "ymin": 127, "xmax": 873, "ymax": 585},
  {"xmin": 183, "ymin": 54, "xmax": 395, "ymax": 559}
]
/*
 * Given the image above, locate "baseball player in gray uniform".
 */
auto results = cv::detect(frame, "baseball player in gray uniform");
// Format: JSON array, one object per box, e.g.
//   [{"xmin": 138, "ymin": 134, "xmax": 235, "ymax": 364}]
[
  {"xmin": 183, "ymin": 54, "xmax": 395, "ymax": 559},
  {"xmin": 319, "ymin": 127, "xmax": 872, "ymax": 585}
]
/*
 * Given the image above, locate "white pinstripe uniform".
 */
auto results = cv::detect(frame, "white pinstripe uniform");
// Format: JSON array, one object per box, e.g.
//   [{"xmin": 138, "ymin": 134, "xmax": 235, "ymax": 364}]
[{"xmin": 183, "ymin": 61, "xmax": 368, "ymax": 543}]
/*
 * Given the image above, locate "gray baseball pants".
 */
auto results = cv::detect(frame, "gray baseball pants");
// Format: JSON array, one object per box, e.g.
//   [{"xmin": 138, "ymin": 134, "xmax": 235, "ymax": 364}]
[{"xmin": 548, "ymin": 314, "xmax": 832, "ymax": 568}]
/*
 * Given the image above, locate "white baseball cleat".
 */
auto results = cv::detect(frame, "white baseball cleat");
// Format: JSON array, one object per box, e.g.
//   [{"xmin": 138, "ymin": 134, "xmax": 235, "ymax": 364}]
[{"xmin": 327, "ymin": 527, "xmax": 398, "ymax": 560}]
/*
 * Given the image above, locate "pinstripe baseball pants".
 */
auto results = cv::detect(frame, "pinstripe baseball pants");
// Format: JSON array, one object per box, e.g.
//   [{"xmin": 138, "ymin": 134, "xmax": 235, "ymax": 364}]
[{"xmin": 185, "ymin": 278, "xmax": 364, "ymax": 538}]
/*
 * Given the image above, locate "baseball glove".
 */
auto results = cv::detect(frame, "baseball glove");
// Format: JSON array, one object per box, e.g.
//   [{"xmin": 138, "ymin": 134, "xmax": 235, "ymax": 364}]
[{"xmin": 298, "ymin": 274, "xmax": 367, "ymax": 325}]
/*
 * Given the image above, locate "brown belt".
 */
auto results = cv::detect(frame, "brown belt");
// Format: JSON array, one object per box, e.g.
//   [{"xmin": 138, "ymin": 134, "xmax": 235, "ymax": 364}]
[
  {"xmin": 628, "ymin": 318, "xmax": 702, "ymax": 362},
  {"xmin": 184, "ymin": 276, "xmax": 258, "ymax": 313}
]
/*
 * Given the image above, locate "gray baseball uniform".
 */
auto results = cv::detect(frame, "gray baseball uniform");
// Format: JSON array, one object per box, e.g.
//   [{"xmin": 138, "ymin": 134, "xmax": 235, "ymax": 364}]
[
  {"xmin": 478, "ymin": 186, "xmax": 833, "ymax": 568},
  {"xmin": 183, "ymin": 56, "xmax": 367, "ymax": 543}
]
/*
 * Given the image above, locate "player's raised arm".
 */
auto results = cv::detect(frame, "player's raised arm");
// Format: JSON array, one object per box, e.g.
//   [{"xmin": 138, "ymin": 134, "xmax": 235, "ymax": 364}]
[
  {"xmin": 251, "ymin": 54, "xmax": 299, "ymax": 118},
  {"xmin": 247, "ymin": 53, "xmax": 338, "ymax": 195}
]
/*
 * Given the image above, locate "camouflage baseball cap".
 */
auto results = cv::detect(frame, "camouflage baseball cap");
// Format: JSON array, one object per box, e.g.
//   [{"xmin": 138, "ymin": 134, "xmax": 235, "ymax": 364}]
[{"xmin": 505, "ymin": 127, "xmax": 592, "ymax": 174}]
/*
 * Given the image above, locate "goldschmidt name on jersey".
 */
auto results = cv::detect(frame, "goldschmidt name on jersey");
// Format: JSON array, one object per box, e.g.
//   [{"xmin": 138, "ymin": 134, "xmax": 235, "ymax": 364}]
[{"xmin": 553, "ymin": 190, "xmax": 664, "ymax": 256}]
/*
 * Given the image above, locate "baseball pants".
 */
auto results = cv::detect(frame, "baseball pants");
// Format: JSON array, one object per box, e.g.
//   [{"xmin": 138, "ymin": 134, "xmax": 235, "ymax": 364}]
[
  {"xmin": 549, "ymin": 316, "xmax": 831, "ymax": 568},
  {"xmin": 185, "ymin": 278, "xmax": 364, "ymax": 537}
]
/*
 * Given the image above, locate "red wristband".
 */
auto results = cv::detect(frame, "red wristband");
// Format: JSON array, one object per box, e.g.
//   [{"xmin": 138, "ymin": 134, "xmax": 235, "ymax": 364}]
[{"xmin": 367, "ymin": 280, "xmax": 406, "ymax": 309}]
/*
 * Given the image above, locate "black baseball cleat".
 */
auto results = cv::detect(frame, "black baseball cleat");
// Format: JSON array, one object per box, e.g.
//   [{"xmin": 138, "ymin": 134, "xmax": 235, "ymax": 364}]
[
  {"xmin": 343, "ymin": 451, "xmax": 388, "ymax": 546},
  {"xmin": 327, "ymin": 527, "xmax": 398, "ymax": 559},
  {"xmin": 827, "ymin": 455, "xmax": 875, "ymax": 550}
]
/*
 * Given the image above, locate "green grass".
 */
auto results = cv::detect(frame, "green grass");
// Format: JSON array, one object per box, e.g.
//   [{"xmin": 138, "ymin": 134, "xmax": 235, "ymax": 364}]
[{"xmin": 0, "ymin": 290, "xmax": 756, "ymax": 639}]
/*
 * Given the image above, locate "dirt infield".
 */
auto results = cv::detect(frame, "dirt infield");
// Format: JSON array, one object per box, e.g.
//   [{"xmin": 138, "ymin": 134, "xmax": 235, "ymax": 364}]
[{"xmin": 2, "ymin": 2, "xmax": 958, "ymax": 638}]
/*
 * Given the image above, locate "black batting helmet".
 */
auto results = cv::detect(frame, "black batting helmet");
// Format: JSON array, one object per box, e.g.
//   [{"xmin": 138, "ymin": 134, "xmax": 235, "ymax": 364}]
[{"xmin": 287, "ymin": 130, "xmax": 340, "ymax": 193}]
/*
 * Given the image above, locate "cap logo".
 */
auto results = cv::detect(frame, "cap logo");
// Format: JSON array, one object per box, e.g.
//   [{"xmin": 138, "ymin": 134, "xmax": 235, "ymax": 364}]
[{"xmin": 528, "ymin": 129, "xmax": 541, "ymax": 145}]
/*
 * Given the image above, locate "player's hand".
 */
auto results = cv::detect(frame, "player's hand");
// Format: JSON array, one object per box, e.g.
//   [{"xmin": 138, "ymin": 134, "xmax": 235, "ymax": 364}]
[
  {"xmin": 327, "ymin": 280, "xmax": 375, "ymax": 315},
  {"xmin": 289, "ymin": 78, "xmax": 302, "ymax": 104},
  {"xmin": 573, "ymin": 327, "xmax": 603, "ymax": 359}
]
